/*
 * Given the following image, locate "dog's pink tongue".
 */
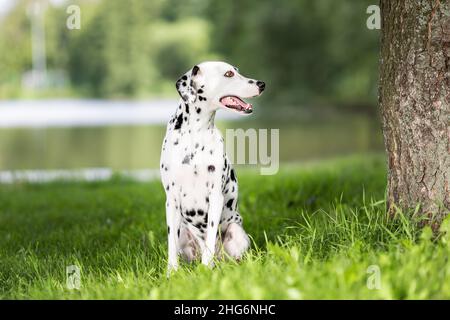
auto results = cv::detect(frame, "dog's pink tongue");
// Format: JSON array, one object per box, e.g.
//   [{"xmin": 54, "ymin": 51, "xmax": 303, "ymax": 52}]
[{"xmin": 223, "ymin": 96, "xmax": 252, "ymax": 110}]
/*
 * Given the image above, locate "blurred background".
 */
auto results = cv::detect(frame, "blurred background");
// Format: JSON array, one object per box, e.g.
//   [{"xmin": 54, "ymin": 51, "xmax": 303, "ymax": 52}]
[{"xmin": 0, "ymin": 0, "xmax": 383, "ymax": 175}]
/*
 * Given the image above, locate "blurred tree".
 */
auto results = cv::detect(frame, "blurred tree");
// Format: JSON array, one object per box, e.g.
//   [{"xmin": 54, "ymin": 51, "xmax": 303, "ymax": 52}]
[
  {"xmin": 0, "ymin": 0, "xmax": 32, "ymax": 97},
  {"xmin": 206, "ymin": 0, "xmax": 379, "ymax": 107},
  {"xmin": 68, "ymin": 0, "xmax": 162, "ymax": 97},
  {"xmin": 0, "ymin": 0, "xmax": 381, "ymax": 106}
]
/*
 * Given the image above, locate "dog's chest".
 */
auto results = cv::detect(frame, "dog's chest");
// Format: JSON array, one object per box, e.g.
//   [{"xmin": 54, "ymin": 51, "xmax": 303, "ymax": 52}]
[{"xmin": 161, "ymin": 127, "xmax": 225, "ymax": 189}]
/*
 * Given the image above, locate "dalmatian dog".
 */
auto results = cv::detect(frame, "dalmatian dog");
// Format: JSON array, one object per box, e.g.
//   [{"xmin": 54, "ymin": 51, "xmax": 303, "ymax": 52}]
[{"xmin": 160, "ymin": 61, "xmax": 265, "ymax": 272}]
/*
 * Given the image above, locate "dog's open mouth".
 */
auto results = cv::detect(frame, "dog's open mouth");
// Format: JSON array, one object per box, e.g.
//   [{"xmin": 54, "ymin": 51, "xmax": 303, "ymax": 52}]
[{"xmin": 220, "ymin": 96, "xmax": 253, "ymax": 114}]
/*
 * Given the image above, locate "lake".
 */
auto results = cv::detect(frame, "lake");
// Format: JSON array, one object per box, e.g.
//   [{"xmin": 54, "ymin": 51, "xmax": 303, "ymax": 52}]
[{"xmin": 0, "ymin": 102, "xmax": 384, "ymax": 171}]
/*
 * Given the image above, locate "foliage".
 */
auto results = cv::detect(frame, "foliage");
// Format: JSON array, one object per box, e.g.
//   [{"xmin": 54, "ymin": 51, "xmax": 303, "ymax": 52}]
[{"xmin": 0, "ymin": 0, "xmax": 379, "ymax": 106}]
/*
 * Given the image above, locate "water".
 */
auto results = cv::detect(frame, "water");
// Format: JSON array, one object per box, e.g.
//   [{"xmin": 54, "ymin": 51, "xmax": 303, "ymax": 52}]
[{"xmin": 0, "ymin": 109, "xmax": 384, "ymax": 171}]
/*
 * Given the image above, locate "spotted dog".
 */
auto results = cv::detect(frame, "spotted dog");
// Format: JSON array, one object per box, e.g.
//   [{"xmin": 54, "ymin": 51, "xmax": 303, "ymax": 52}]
[{"xmin": 160, "ymin": 61, "xmax": 265, "ymax": 272}]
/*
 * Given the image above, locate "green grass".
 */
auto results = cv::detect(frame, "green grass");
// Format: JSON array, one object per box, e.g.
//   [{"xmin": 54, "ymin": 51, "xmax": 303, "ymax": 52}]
[{"xmin": 0, "ymin": 155, "xmax": 449, "ymax": 299}]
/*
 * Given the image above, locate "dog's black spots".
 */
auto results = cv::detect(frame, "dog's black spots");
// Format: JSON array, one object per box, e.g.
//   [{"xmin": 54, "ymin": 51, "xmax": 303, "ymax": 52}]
[
  {"xmin": 182, "ymin": 75, "xmax": 188, "ymax": 81},
  {"xmin": 226, "ymin": 198, "xmax": 234, "ymax": 210},
  {"xmin": 224, "ymin": 189, "xmax": 228, "ymax": 194},
  {"xmin": 196, "ymin": 108, "xmax": 201, "ymax": 114},
  {"xmin": 161, "ymin": 164, "xmax": 164, "ymax": 169},
  {"xmin": 232, "ymin": 186, "xmax": 235, "ymax": 193},
  {"xmin": 227, "ymin": 216, "xmax": 232, "ymax": 222},
  {"xmin": 164, "ymin": 167, "xmax": 168, "ymax": 171},
  {"xmin": 192, "ymin": 65, "xmax": 200, "ymax": 76},
  {"xmin": 182, "ymin": 154, "xmax": 190, "ymax": 164},
  {"xmin": 230, "ymin": 168, "xmax": 236, "ymax": 181},
  {"xmin": 171, "ymin": 182, "xmax": 175, "ymax": 186},
  {"xmin": 186, "ymin": 209, "xmax": 196, "ymax": 217},
  {"xmin": 183, "ymin": 193, "xmax": 187, "ymax": 197},
  {"xmin": 185, "ymin": 104, "xmax": 189, "ymax": 114},
  {"xmin": 195, "ymin": 143, "xmax": 199, "ymax": 149},
  {"xmin": 167, "ymin": 226, "xmax": 170, "ymax": 234},
  {"xmin": 211, "ymin": 221, "xmax": 214, "ymax": 227},
  {"xmin": 211, "ymin": 183, "xmax": 215, "ymax": 189},
  {"xmin": 210, "ymin": 150, "xmax": 213, "ymax": 155},
  {"xmin": 182, "ymin": 82, "xmax": 187, "ymax": 87},
  {"xmin": 197, "ymin": 209, "xmax": 205, "ymax": 216},
  {"xmin": 198, "ymin": 96, "xmax": 203, "ymax": 101},
  {"xmin": 206, "ymin": 182, "xmax": 209, "ymax": 187},
  {"xmin": 205, "ymin": 196, "xmax": 209, "ymax": 203},
  {"xmin": 190, "ymin": 153, "xmax": 194, "ymax": 160},
  {"xmin": 195, "ymin": 222, "xmax": 203, "ymax": 229},
  {"xmin": 166, "ymin": 185, "xmax": 170, "ymax": 191},
  {"xmin": 202, "ymin": 223, "xmax": 207, "ymax": 229},
  {"xmin": 201, "ymin": 146, "xmax": 205, "ymax": 151},
  {"xmin": 174, "ymin": 140, "xmax": 179, "ymax": 145},
  {"xmin": 186, "ymin": 217, "xmax": 193, "ymax": 223},
  {"xmin": 177, "ymin": 228, "xmax": 180, "ymax": 238},
  {"xmin": 194, "ymin": 170, "xmax": 198, "ymax": 175},
  {"xmin": 208, "ymin": 165, "xmax": 215, "ymax": 172},
  {"xmin": 248, "ymin": 79, "xmax": 254, "ymax": 84},
  {"xmin": 174, "ymin": 113, "xmax": 183, "ymax": 130},
  {"xmin": 184, "ymin": 116, "xmax": 187, "ymax": 122}
]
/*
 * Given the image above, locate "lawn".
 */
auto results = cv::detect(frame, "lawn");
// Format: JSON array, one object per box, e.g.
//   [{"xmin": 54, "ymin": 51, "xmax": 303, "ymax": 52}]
[{"xmin": 0, "ymin": 155, "xmax": 449, "ymax": 299}]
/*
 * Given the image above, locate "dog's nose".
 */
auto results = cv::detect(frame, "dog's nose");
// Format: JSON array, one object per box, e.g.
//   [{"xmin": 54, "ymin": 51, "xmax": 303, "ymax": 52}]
[{"xmin": 256, "ymin": 81, "xmax": 265, "ymax": 92}]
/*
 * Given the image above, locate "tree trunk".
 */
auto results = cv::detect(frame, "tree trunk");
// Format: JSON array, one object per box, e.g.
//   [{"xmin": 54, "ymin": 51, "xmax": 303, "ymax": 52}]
[{"xmin": 379, "ymin": 0, "xmax": 450, "ymax": 228}]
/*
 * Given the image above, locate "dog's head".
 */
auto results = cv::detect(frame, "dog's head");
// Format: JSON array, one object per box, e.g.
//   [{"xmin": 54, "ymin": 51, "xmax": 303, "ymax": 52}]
[{"xmin": 175, "ymin": 61, "xmax": 265, "ymax": 115}]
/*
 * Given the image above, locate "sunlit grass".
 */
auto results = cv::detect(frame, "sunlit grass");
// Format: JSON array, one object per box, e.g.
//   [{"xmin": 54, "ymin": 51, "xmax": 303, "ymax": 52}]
[{"xmin": 0, "ymin": 154, "xmax": 449, "ymax": 299}]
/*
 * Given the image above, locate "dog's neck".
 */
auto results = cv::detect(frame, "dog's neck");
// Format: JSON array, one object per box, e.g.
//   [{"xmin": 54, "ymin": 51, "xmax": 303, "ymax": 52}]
[{"xmin": 171, "ymin": 100, "xmax": 216, "ymax": 133}]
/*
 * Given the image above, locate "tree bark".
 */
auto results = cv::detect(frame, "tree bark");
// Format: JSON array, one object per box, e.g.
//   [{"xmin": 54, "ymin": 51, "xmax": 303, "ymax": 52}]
[{"xmin": 379, "ymin": 0, "xmax": 450, "ymax": 228}]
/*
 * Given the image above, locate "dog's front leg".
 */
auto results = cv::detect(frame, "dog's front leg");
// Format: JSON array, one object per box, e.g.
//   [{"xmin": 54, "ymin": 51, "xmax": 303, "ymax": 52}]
[
  {"xmin": 201, "ymin": 191, "xmax": 223, "ymax": 267},
  {"xmin": 166, "ymin": 199, "xmax": 181, "ymax": 276}
]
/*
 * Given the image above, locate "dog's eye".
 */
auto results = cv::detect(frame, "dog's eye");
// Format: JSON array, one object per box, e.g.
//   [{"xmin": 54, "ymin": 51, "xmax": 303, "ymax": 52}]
[{"xmin": 224, "ymin": 70, "xmax": 235, "ymax": 78}]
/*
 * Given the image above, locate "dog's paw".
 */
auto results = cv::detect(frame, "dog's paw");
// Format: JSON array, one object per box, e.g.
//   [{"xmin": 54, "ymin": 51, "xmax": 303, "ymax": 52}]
[
  {"xmin": 166, "ymin": 263, "xmax": 179, "ymax": 278},
  {"xmin": 222, "ymin": 223, "xmax": 250, "ymax": 261}
]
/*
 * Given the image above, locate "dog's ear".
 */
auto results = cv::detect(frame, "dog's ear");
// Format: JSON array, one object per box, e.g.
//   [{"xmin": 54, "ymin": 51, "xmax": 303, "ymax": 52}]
[{"xmin": 175, "ymin": 65, "xmax": 202, "ymax": 104}]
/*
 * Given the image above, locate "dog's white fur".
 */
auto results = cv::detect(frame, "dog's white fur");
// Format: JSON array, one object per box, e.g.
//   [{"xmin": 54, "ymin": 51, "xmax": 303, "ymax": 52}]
[{"xmin": 160, "ymin": 61, "xmax": 264, "ymax": 273}]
